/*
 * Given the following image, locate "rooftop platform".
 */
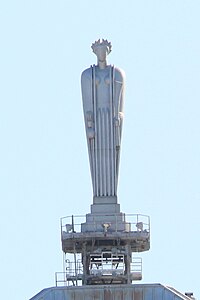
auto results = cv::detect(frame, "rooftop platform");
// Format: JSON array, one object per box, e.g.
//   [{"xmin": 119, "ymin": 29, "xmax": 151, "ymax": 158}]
[
  {"xmin": 61, "ymin": 214, "xmax": 150, "ymax": 253},
  {"xmin": 30, "ymin": 283, "xmax": 193, "ymax": 300}
]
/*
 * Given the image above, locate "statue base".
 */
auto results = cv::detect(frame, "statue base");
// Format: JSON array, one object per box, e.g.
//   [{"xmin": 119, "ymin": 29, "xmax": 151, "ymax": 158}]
[
  {"xmin": 81, "ymin": 197, "xmax": 131, "ymax": 232},
  {"xmin": 91, "ymin": 195, "xmax": 120, "ymax": 213},
  {"xmin": 93, "ymin": 196, "xmax": 117, "ymax": 204}
]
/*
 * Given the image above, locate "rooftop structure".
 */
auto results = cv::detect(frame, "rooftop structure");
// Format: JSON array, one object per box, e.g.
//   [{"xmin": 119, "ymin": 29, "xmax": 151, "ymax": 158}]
[
  {"xmin": 30, "ymin": 284, "xmax": 194, "ymax": 300},
  {"xmin": 30, "ymin": 39, "xmax": 195, "ymax": 300},
  {"xmin": 59, "ymin": 38, "xmax": 150, "ymax": 286}
]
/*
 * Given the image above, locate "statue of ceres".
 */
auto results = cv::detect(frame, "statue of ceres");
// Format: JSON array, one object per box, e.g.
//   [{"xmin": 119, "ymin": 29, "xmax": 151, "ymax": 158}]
[{"xmin": 81, "ymin": 39, "xmax": 125, "ymax": 201}]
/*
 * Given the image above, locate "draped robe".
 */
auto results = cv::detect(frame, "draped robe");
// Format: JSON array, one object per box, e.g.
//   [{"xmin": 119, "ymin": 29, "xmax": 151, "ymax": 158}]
[{"xmin": 81, "ymin": 64, "xmax": 125, "ymax": 198}]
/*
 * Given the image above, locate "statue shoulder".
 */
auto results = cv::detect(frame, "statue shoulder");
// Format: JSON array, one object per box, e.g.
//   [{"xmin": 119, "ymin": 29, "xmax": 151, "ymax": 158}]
[
  {"xmin": 113, "ymin": 66, "xmax": 125, "ymax": 83},
  {"xmin": 81, "ymin": 67, "xmax": 92, "ymax": 83}
]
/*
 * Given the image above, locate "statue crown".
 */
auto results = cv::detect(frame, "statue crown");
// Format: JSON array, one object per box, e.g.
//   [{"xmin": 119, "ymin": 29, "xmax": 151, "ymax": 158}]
[{"xmin": 91, "ymin": 39, "xmax": 112, "ymax": 54}]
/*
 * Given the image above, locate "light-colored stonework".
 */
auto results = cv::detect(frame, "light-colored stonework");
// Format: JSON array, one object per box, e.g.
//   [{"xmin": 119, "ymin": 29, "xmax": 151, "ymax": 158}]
[{"xmin": 81, "ymin": 39, "xmax": 125, "ymax": 201}]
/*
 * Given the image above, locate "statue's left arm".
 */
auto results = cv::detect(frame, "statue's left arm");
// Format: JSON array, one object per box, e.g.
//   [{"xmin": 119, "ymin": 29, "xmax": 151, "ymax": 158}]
[{"xmin": 113, "ymin": 67, "xmax": 125, "ymax": 147}]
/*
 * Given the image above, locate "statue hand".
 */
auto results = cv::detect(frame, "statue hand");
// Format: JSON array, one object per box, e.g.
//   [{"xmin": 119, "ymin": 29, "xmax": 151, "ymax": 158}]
[{"xmin": 87, "ymin": 128, "xmax": 95, "ymax": 139}]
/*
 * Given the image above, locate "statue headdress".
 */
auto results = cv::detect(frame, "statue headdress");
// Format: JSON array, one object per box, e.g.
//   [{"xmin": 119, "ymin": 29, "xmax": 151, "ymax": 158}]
[{"xmin": 91, "ymin": 39, "xmax": 112, "ymax": 54}]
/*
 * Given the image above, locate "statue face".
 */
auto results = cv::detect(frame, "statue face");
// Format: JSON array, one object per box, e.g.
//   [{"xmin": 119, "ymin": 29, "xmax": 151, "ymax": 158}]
[{"xmin": 95, "ymin": 45, "xmax": 108, "ymax": 62}]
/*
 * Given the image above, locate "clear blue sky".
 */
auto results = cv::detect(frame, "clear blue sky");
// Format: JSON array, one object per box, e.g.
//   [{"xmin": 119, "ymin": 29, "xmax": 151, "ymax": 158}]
[{"xmin": 0, "ymin": 1, "xmax": 200, "ymax": 299}]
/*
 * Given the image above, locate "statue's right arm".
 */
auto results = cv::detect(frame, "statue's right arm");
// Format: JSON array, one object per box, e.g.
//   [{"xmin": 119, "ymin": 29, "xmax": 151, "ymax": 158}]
[
  {"xmin": 81, "ymin": 68, "xmax": 95, "ymax": 139},
  {"xmin": 81, "ymin": 68, "xmax": 93, "ymax": 114}
]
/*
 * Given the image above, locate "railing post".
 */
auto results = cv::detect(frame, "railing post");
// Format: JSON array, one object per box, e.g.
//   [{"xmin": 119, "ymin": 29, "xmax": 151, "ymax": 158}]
[
  {"xmin": 55, "ymin": 272, "xmax": 57, "ymax": 287},
  {"xmin": 72, "ymin": 215, "xmax": 74, "ymax": 232}
]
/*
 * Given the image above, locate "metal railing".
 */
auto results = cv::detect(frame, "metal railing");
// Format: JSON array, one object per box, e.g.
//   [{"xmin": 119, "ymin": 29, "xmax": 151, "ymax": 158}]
[
  {"xmin": 55, "ymin": 256, "xmax": 142, "ymax": 286},
  {"xmin": 61, "ymin": 214, "xmax": 150, "ymax": 234},
  {"xmin": 55, "ymin": 271, "xmax": 83, "ymax": 286},
  {"xmin": 89, "ymin": 252, "xmax": 125, "ymax": 276},
  {"xmin": 55, "ymin": 259, "xmax": 83, "ymax": 287},
  {"xmin": 131, "ymin": 257, "xmax": 142, "ymax": 275}
]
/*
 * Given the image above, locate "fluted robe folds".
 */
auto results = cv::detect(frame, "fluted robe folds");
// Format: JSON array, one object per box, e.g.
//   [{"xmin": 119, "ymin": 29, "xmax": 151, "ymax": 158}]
[{"xmin": 81, "ymin": 65, "xmax": 125, "ymax": 198}]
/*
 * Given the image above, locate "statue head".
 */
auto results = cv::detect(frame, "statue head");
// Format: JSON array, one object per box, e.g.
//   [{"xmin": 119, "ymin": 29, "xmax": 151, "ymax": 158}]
[{"xmin": 91, "ymin": 39, "xmax": 112, "ymax": 63}]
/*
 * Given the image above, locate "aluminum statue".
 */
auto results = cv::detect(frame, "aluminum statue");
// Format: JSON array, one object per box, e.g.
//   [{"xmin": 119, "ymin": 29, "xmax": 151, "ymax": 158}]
[{"xmin": 81, "ymin": 39, "xmax": 125, "ymax": 199}]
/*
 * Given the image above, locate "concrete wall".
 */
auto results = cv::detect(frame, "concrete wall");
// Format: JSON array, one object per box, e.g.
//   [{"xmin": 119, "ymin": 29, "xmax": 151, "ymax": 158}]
[{"xmin": 30, "ymin": 283, "xmax": 191, "ymax": 300}]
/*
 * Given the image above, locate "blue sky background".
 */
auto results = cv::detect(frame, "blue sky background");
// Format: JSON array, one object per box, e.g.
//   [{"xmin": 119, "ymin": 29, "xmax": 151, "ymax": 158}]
[{"xmin": 0, "ymin": 1, "xmax": 200, "ymax": 299}]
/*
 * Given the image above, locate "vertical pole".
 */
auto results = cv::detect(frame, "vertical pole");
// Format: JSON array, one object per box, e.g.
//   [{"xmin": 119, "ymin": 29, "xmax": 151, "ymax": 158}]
[
  {"xmin": 82, "ymin": 242, "xmax": 87, "ymax": 285},
  {"xmin": 72, "ymin": 215, "xmax": 74, "ymax": 232},
  {"xmin": 125, "ymin": 244, "xmax": 131, "ymax": 284},
  {"xmin": 73, "ymin": 243, "xmax": 78, "ymax": 286},
  {"xmin": 63, "ymin": 252, "xmax": 66, "ymax": 285}
]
